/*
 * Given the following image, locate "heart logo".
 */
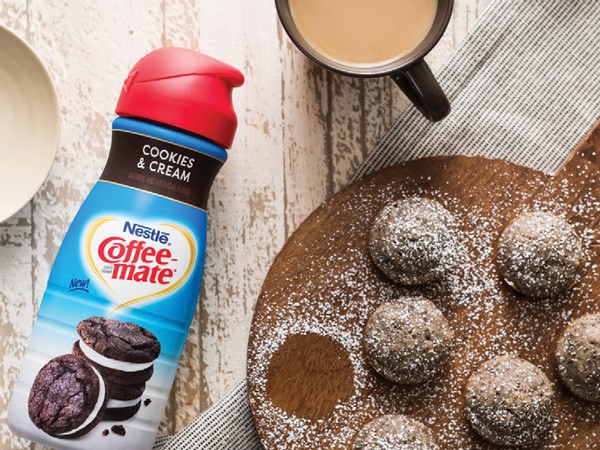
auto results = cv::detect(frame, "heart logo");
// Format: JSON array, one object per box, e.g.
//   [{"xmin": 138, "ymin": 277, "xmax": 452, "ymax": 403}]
[{"xmin": 84, "ymin": 217, "xmax": 196, "ymax": 312}]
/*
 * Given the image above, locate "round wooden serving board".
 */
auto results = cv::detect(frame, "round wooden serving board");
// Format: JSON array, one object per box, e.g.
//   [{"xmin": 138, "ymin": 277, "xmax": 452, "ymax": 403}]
[{"xmin": 247, "ymin": 122, "xmax": 600, "ymax": 449}]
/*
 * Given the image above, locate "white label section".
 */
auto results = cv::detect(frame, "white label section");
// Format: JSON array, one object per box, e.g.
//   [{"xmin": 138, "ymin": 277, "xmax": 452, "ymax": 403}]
[
  {"xmin": 79, "ymin": 340, "xmax": 155, "ymax": 372},
  {"xmin": 85, "ymin": 218, "xmax": 195, "ymax": 309}
]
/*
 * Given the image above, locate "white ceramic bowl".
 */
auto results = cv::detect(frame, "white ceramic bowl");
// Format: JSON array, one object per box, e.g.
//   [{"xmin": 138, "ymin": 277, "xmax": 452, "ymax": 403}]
[{"xmin": 0, "ymin": 25, "xmax": 60, "ymax": 222}]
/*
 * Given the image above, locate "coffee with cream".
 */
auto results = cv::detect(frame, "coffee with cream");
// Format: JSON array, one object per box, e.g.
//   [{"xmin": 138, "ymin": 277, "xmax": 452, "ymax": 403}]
[{"xmin": 289, "ymin": 0, "xmax": 438, "ymax": 67}]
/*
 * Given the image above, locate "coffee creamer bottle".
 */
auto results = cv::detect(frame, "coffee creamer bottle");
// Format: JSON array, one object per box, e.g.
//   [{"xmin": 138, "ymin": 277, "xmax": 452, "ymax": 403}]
[{"xmin": 8, "ymin": 47, "xmax": 244, "ymax": 450}]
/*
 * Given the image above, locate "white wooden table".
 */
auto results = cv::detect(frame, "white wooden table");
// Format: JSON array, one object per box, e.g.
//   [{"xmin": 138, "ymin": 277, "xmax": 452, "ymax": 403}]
[{"xmin": 0, "ymin": 1, "xmax": 490, "ymax": 447}]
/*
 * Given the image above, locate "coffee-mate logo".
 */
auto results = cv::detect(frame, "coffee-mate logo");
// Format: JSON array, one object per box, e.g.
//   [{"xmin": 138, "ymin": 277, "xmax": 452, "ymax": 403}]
[{"xmin": 85, "ymin": 217, "xmax": 196, "ymax": 312}]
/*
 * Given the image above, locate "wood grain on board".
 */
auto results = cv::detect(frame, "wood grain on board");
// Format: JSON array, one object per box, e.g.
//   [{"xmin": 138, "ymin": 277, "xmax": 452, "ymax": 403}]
[
  {"xmin": 0, "ymin": 0, "xmax": 490, "ymax": 448},
  {"xmin": 247, "ymin": 123, "xmax": 600, "ymax": 449}
]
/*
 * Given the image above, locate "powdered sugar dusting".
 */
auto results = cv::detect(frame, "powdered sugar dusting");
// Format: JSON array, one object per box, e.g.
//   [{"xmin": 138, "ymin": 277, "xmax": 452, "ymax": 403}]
[{"xmin": 247, "ymin": 157, "xmax": 600, "ymax": 449}]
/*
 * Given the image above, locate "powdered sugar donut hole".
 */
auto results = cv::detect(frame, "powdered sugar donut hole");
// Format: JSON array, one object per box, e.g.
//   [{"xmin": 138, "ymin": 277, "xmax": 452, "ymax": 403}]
[
  {"xmin": 369, "ymin": 197, "xmax": 458, "ymax": 286},
  {"xmin": 497, "ymin": 211, "xmax": 583, "ymax": 298}
]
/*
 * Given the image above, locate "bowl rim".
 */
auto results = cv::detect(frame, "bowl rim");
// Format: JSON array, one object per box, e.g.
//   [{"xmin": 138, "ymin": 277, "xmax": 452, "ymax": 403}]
[{"xmin": 0, "ymin": 24, "xmax": 61, "ymax": 223}]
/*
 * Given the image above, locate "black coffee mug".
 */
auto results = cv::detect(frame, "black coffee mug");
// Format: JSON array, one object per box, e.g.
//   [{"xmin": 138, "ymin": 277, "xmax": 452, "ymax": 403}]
[{"xmin": 275, "ymin": 0, "xmax": 453, "ymax": 121}]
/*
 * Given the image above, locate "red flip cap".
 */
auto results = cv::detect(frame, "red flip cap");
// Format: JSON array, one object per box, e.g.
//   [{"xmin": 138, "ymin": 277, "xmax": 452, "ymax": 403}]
[{"xmin": 116, "ymin": 47, "xmax": 244, "ymax": 149}]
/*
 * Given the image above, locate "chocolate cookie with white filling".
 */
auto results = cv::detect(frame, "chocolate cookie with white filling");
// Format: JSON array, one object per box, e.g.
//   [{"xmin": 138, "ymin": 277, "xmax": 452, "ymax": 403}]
[
  {"xmin": 369, "ymin": 197, "xmax": 457, "ymax": 286},
  {"xmin": 364, "ymin": 296, "xmax": 453, "ymax": 385},
  {"xmin": 556, "ymin": 313, "xmax": 600, "ymax": 402},
  {"xmin": 74, "ymin": 316, "xmax": 160, "ymax": 385},
  {"xmin": 28, "ymin": 354, "xmax": 107, "ymax": 438},
  {"xmin": 497, "ymin": 211, "xmax": 583, "ymax": 298},
  {"xmin": 466, "ymin": 355, "xmax": 553, "ymax": 447}
]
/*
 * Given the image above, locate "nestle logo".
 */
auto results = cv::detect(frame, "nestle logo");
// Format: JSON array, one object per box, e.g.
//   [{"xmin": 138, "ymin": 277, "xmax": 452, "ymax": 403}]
[
  {"xmin": 69, "ymin": 278, "xmax": 90, "ymax": 293},
  {"xmin": 123, "ymin": 221, "xmax": 169, "ymax": 244}
]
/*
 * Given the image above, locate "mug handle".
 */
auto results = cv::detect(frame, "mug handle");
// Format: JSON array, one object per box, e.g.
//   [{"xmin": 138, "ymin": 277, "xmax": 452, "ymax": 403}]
[{"xmin": 390, "ymin": 59, "xmax": 450, "ymax": 122}]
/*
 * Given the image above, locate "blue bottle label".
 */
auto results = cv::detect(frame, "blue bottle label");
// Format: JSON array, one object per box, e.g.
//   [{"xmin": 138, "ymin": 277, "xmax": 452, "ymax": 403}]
[{"xmin": 8, "ymin": 119, "xmax": 226, "ymax": 450}]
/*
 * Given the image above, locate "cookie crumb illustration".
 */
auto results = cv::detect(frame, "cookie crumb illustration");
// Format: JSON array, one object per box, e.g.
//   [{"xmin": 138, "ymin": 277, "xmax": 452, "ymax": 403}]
[
  {"xmin": 111, "ymin": 424, "xmax": 126, "ymax": 436},
  {"xmin": 144, "ymin": 398, "xmax": 152, "ymax": 406},
  {"xmin": 102, "ymin": 429, "xmax": 109, "ymax": 436}
]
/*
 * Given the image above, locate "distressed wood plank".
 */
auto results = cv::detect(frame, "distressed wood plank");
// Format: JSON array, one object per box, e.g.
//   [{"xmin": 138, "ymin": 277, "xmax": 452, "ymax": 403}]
[
  {"xmin": 0, "ymin": 217, "xmax": 36, "ymax": 450},
  {"xmin": 162, "ymin": 0, "xmax": 199, "ymax": 49},
  {"xmin": 159, "ymin": 0, "xmax": 202, "ymax": 436},
  {"xmin": 196, "ymin": 0, "xmax": 287, "ymax": 414},
  {"xmin": 1, "ymin": 4, "xmax": 39, "ymax": 449},
  {"xmin": 329, "ymin": 76, "xmax": 398, "ymax": 191},
  {"xmin": 280, "ymin": 43, "xmax": 332, "ymax": 234},
  {"xmin": 362, "ymin": 77, "xmax": 396, "ymax": 167},
  {"xmin": 329, "ymin": 75, "xmax": 369, "ymax": 192}
]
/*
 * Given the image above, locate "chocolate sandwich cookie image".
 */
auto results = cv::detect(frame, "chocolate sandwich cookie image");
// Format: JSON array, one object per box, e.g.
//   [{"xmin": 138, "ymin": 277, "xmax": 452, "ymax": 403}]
[
  {"xmin": 28, "ymin": 354, "xmax": 107, "ymax": 439},
  {"xmin": 73, "ymin": 316, "xmax": 160, "ymax": 385},
  {"xmin": 73, "ymin": 316, "xmax": 160, "ymax": 421},
  {"xmin": 72, "ymin": 341, "xmax": 154, "ymax": 385}
]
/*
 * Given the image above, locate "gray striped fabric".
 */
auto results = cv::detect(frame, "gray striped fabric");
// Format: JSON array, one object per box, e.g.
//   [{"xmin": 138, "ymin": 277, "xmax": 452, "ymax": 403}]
[
  {"xmin": 354, "ymin": 0, "xmax": 600, "ymax": 181},
  {"xmin": 154, "ymin": 1, "xmax": 599, "ymax": 448},
  {"xmin": 153, "ymin": 380, "xmax": 260, "ymax": 449}
]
